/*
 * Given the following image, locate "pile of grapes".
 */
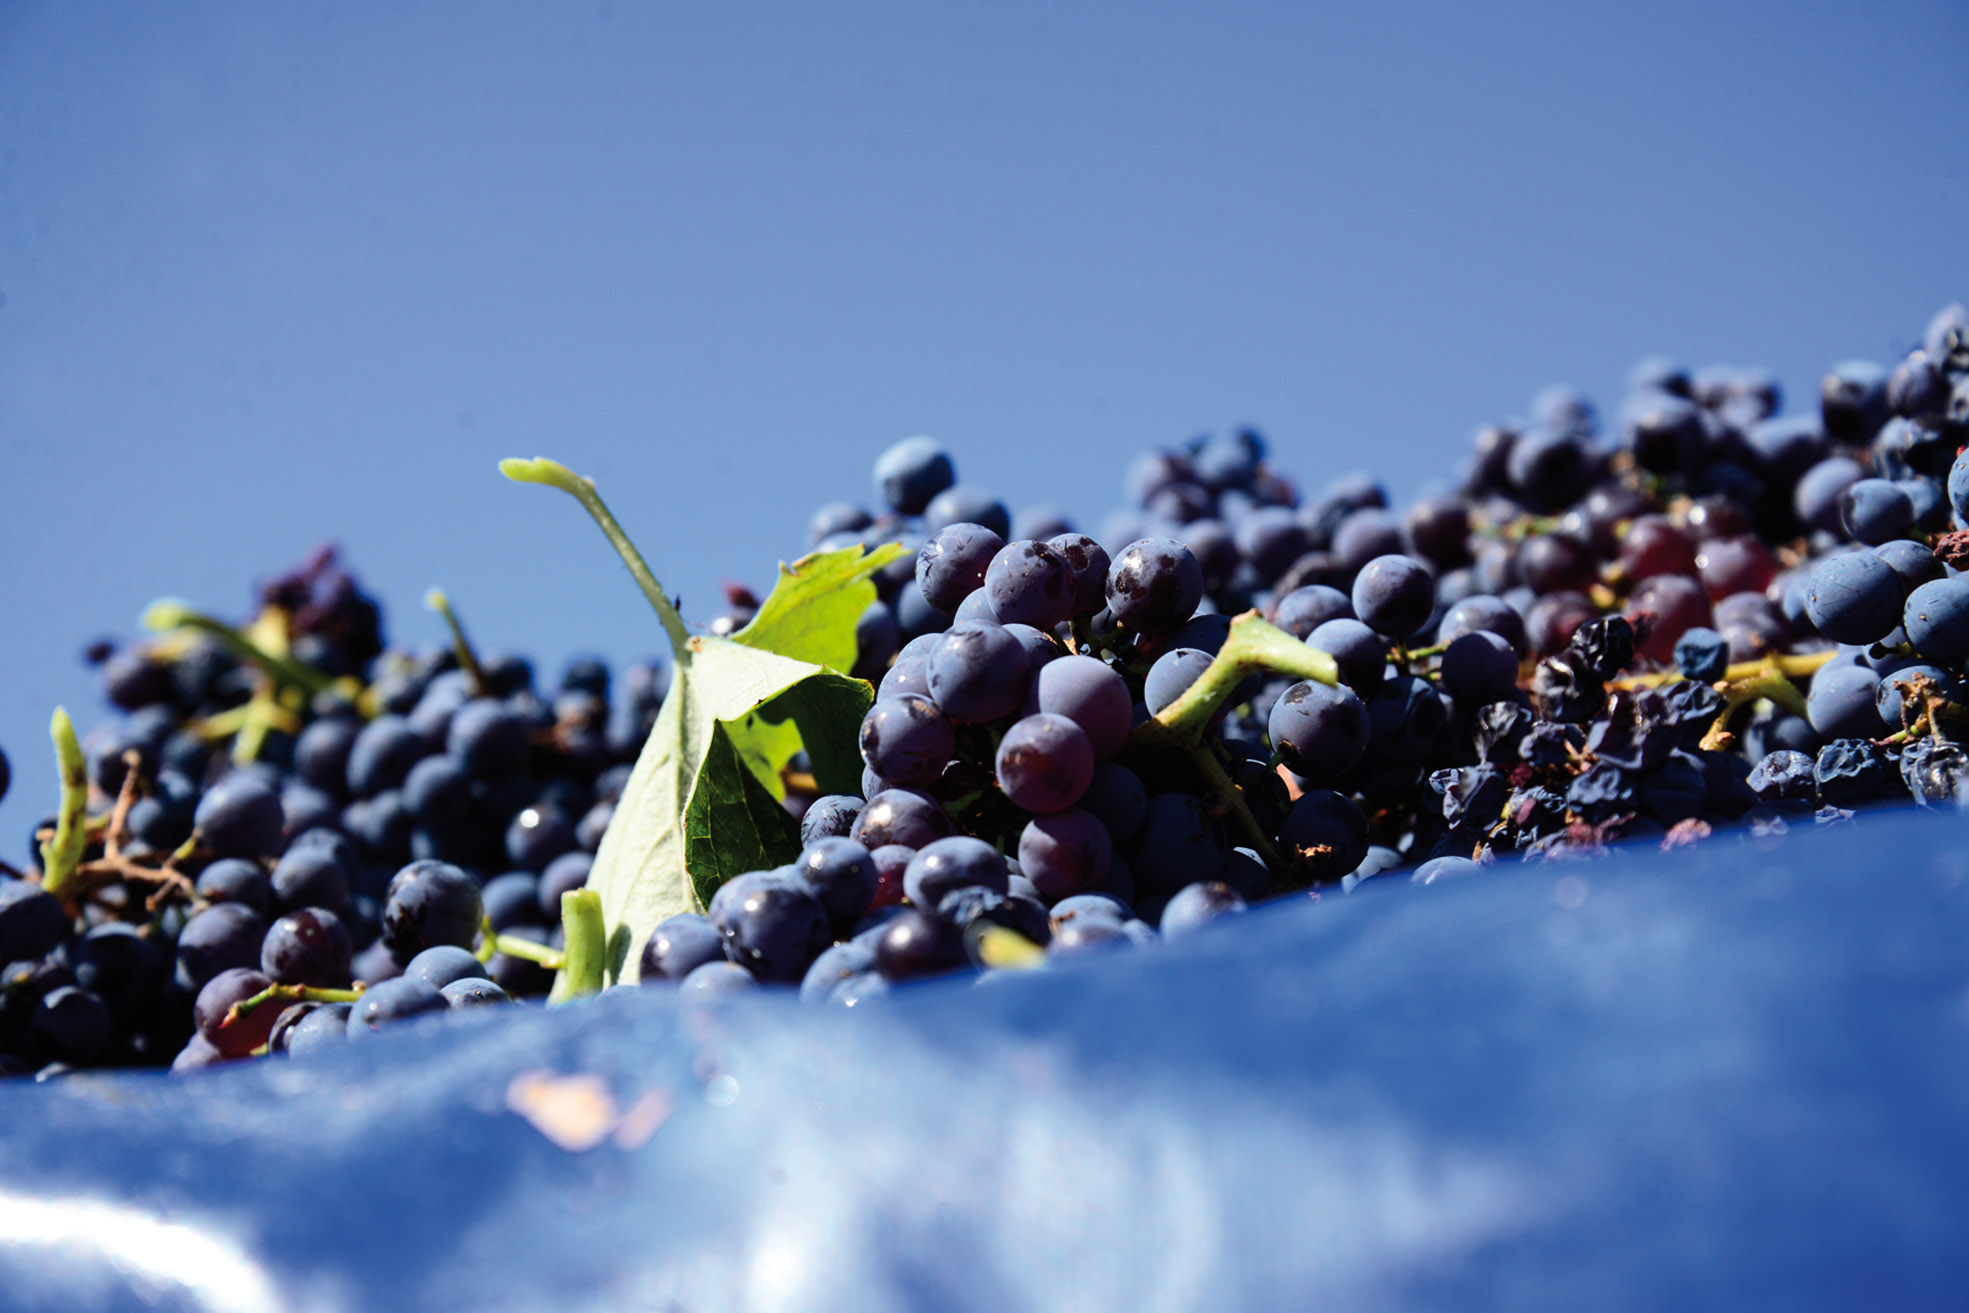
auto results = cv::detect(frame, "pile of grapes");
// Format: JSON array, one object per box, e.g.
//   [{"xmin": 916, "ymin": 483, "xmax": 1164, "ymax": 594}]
[{"xmin": 3, "ymin": 299, "xmax": 1967, "ymax": 1079}]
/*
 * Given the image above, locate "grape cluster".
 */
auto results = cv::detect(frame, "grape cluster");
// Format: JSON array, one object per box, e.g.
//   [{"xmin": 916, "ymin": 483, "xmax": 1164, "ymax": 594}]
[
  {"xmin": 1, "ymin": 549, "xmax": 667, "ymax": 1078},
  {"xmin": 717, "ymin": 299, "xmax": 1969, "ymax": 1000},
  {"xmin": 6, "ymin": 301, "xmax": 1969, "ymax": 1061}
]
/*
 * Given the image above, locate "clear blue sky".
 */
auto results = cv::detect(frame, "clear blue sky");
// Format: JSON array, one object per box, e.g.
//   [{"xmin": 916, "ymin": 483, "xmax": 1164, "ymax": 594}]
[{"xmin": 3, "ymin": 1, "xmax": 1966, "ymax": 834}]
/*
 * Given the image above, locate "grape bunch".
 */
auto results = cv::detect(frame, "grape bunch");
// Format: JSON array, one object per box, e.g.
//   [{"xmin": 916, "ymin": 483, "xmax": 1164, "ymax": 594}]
[
  {"xmin": 1, "ymin": 548, "xmax": 668, "ymax": 1078},
  {"xmin": 681, "ymin": 298, "xmax": 1969, "ymax": 1002}
]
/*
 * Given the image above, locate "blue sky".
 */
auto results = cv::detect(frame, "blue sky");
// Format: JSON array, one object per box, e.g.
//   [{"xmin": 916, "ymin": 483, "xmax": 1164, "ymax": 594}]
[{"xmin": 2, "ymin": 1, "xmax": 1966, "ymax": 832}]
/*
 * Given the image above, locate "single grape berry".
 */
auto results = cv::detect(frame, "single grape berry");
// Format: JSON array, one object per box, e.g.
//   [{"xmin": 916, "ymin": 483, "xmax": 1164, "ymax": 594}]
[
  {"xmin": 261, "ymin": 908, "xmax": 354, "ymax": 988},
  {"xmin": 916, "ymin": 523, "xmax": 1005, "ymax": 615},
  {"xmin": 1105, "ymin": 539, "xmax": 1204, "ymax": 635},
  {"xmin": 1351, "ymin": 555, "xmax": 1435, "ymax": 639},
  {"xmin": 984, "ymin": 539, "xmax": 1075, "ymax": 629},
  {"xmin": 995, "ymin": 713, "xmax": 1096, "ymax": 813},
  {"xmin": 927, "ymin": 621, "xmax": 1032, "ymax": 723},
  {"xmin": 859, "ymin": 695, "xmax": 955, "ymax": 787},
  {"xmin": 1267, "ymin": 679, "xmax": 1370, "ymax": 782},
  {"xmin": 640, "ymin": 913, "xmax": 729, "ymax": 983},
  {"xmin": 874, "ymin": 436, "xmax": 956, "ymax": 515},
  {"xmin": 381, "ymin": 860, "xmax": 485, "ymax": 965}
]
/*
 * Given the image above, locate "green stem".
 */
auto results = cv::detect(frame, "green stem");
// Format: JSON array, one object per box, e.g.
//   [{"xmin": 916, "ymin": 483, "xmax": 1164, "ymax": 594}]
[
  {"xmin": 426, "ymin": 588, "xmax": 489, "ymax": 697},
  {"xmin": 1188, "ymin": 744, "xmax": 1287, "ymax": 877},
  {"xmin": 142, "ymin": 601, "xmax": 335, "ymax": 695},
  {"xmin": 39, "ymin": 708, "xmax": 89, "ymax": 900},
  {"xmin": 549, "ymin": 888, "xmax": 606, "ymax": 1003},
  {"xmin": 224, "ymin": 983, "xmax": 364, "ymax": 1027},
  {"xmin": 491, "ymin": 932, "xmax": 565, "ymax": 969},
  {"xmin": 500, "ymin": 457, "xmax": 694, "ymax": 665},
  {"xmin": 1127, "ymin": 613, "xmax": 1337, "ymax": 751}
]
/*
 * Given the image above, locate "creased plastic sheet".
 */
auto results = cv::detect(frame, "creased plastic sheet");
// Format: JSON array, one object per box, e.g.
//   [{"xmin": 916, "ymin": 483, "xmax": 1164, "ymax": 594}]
[{"xmin": 3, "ymin": 810, "xmax": 1967, "ymax": 1312}]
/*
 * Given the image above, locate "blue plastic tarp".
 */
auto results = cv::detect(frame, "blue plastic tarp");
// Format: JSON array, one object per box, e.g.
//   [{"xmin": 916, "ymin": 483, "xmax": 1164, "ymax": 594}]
[{"xmin": 2, "ymin": 809, "xmax": 1967, "ymax": 1312}]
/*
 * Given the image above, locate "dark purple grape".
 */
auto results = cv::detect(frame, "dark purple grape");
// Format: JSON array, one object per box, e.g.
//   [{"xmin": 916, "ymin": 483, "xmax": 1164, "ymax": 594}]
[
  {"xmin": 1273, "ymin": 585, "xmax": 1352, "ymax": 640},
  {"xmin": 859, "ymin": 695, "xmax": 955, "ymax": 786},
  {"xmin": 874, "ymin": 436, "xmax": 956, "ymax": 515},
  {"xmin": 1403, "ymin": 497, "xmax": 1472, "ymax": 569},
  {"xmin": 381, "ymin": 860, "xmax": 484, "ymax": 965},
  {"xmin": 404, "ymin": 944, "xmax": 491, "ymax": 990},
  {"xmin": 1438, "ymin": 631, "xmax": 1519, "ymax": 705},
  {"xmin": 33, "ymin": 986, "xmax": 112, "ymax": 1064},
  {"xmin": 679, "ymin": 961, "xmax": 761, "ymax": 996},
  {"xmin": 810, "ymin": 500, "xmax": 873, "ymax": 544},
  {"xmin": 1904, "ymin": 578, "xmax": 1969, "ymax": 665},
  {"xmin": 294, "ymin": 717, "xmax": 359, "ymax": 795},
  {"xmin": 1618, "ymin": 515, "xmax": 1698, "ymax": 582},
  {"xmin": 916, "ymin": 523, "xmax": 1005, "ymax": 615},
  {"xmin": 441, "ymin": 699, "xmax": 526, "ymax": 778},
  {"xmin": 1673, "ymin": 628, "xmax": 1730, "ymax": 682},
  {"xmin": 926, "ymin": 486, "xmax": 1011, "ymax": 538},
  {"xmin": 1821, "ymin": 359, "xmax": 1888, "ymax": 442},
  {"xmin": 538, "ymin": 851, "xmax": 592, "ymax": 919},
  {"xmin": 480, "ymin": 871, "xmax": 543, "ymax": 930},
  {"xmin": 1127, "ymin": 793, "xmax": 1227, "ymax": 898},
  {"xmin": 1351, "ymin": 555, "xmax": 1435, "ymax": 639},
  {"xmin": 193, "ymin": 772, "xmax": 285, "ymax": 860},
  {"xmin": 640, "ymin": 913, "xmax": 727, "ymax": 982},
  {"xmin": 1804, "ymin": 552, "xmax": 1905, "ymax": 645},
  {"xmin": 1034, "ymin": 655, "xmax": 1133, "ymax": 760},
  {"xmin": 1080, "ymin": 763, "xmax": 1147, "ymax": 843},
  {"xmin": 1627, "ymin": 574, "xmax": 1713, "ymax": 663},
  {"xmin": 995, "ymin": 713, "xmax": 1096, "ymax": 813},
  {"xmin": 902, "ymin": 836, "xmax": 1008, "ymax": 909},
  {"xmin": 793, "ymin": 837, "xmax": 880, "ymax": 935},
  {"xmin": 801, "ymin": 941, "xmax": 878, "ymax": 1003},
  {"xmin": 1105, "ymin": 538, "xmax": 1204, "ymax": 635},
  {"xmin": 712, "ymin": 875, "xmax": 830, "ymax": 982},
  {"xmin": 927, "ymin": 621, "xmax": 1031, "ymax": 723},
  {"xmin": 195, "ymin": 967, "xmax": 276, "ymax": 1056},
  {"xmin": 1143, "ymin": 647, "xmax": 1213, "ymax": 717},
  {"xmin": 270, "ymin": 846, "xmax": 350, "ymax": 915},
  {"xmin": 1875, "ymin": 540, "xmax": 1944, "ymax": 593},
  {"xmin": 261, "ymin": 908, "xmax": 353, "ymax": 987},
  {"xmin": 851, "ymin": 790, "xmax": 954, "ymax": 851},
  {"xmin": 1018, "ymin": 809, "xmax": 1113, "ymax": 900},
  {"xmin": 176, "ymin": 902, "xmax": 267, "ymax": 992},
  {"xmin": 505, "ymin": 805, "xmax": 576, "ymax": 872},
  {"xmin": 985, "ymin": 540, "xmax": 1075, "ymax": 629},
  {"xmin": 1838, "ymin": 478, "xmax": 1915, "ymax": 546},
  {"xmin": 0, "ymin": 881, "xmax": 68, "ymax": 963},
  {"xmin": 1805, "ymin": 664, "xmax": 1882, "ymax": 740},
  {"xmin": 1307, "ymin": 619, "xmax": 1388, "ymax": 692},
  {"xmin": 1276, "ymin": 790, "xmax": 1368, "ymax": 883},
  {"xmin": 799, "ymin": 795, "xmax": 864, "ymax": 846},
  {"xmin": 1794, "ymin": 456, "xmax": 1866, "ymax": 534},
  {"xmin": 1517, "ymin": 532, "xmax": 1599, "ymax": 597},
  {"xmin": 345, "ymin": 715, "xmax": 430, "ymax": 798},
  {"xmin": 1266, "ymin": 679, "xmax": 1367, "ymax": 781},
  {"xmin": 1047, "ymin": 534, "xmax": 1113, "ymax": 617},
  {"xmin": 1437, "ymin": 594, "xmax": 1529, "ymax": 658},
  {"xmin": 281, "ymin": 1001, "xmax": 353, "ymax": 1057},
  {"xmin": 442, "ymin": 978, "xmax": 511, "ymax": 1008},
  {"xmin": 1331, "ymin": 507, "xmax": 1404, "ymax": 570},
  {"xmin": 346, "ymin": 976, "xmax": 449, "ymax": 1038},
  {"xmin": 873, "ymin": 909, "xmax": 964, "ymax": 980}
]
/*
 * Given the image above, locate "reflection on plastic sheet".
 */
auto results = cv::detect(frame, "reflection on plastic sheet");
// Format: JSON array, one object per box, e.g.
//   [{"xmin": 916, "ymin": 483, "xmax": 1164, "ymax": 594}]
[
  {"xmin": 0, "ymin": 1191, "xmax": 296, "ymax": 1313},
  {"xmin": 0, "ymin": 810, "xmax": 1967, "ymax": 1310}
]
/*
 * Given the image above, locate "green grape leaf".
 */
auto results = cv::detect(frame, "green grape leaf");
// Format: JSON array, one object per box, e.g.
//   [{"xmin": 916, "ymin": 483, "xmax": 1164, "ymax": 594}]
[
  {"xmin": 586, "ymin": 567, "xmax": 885, "ymax": 984},
  {"xmin": 503, "ymin": 459, "xmax": 891, "ymax": 985},
  {"xmin": 732, "ymin": 542, "xmax": 907, "ymax": 672}
]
